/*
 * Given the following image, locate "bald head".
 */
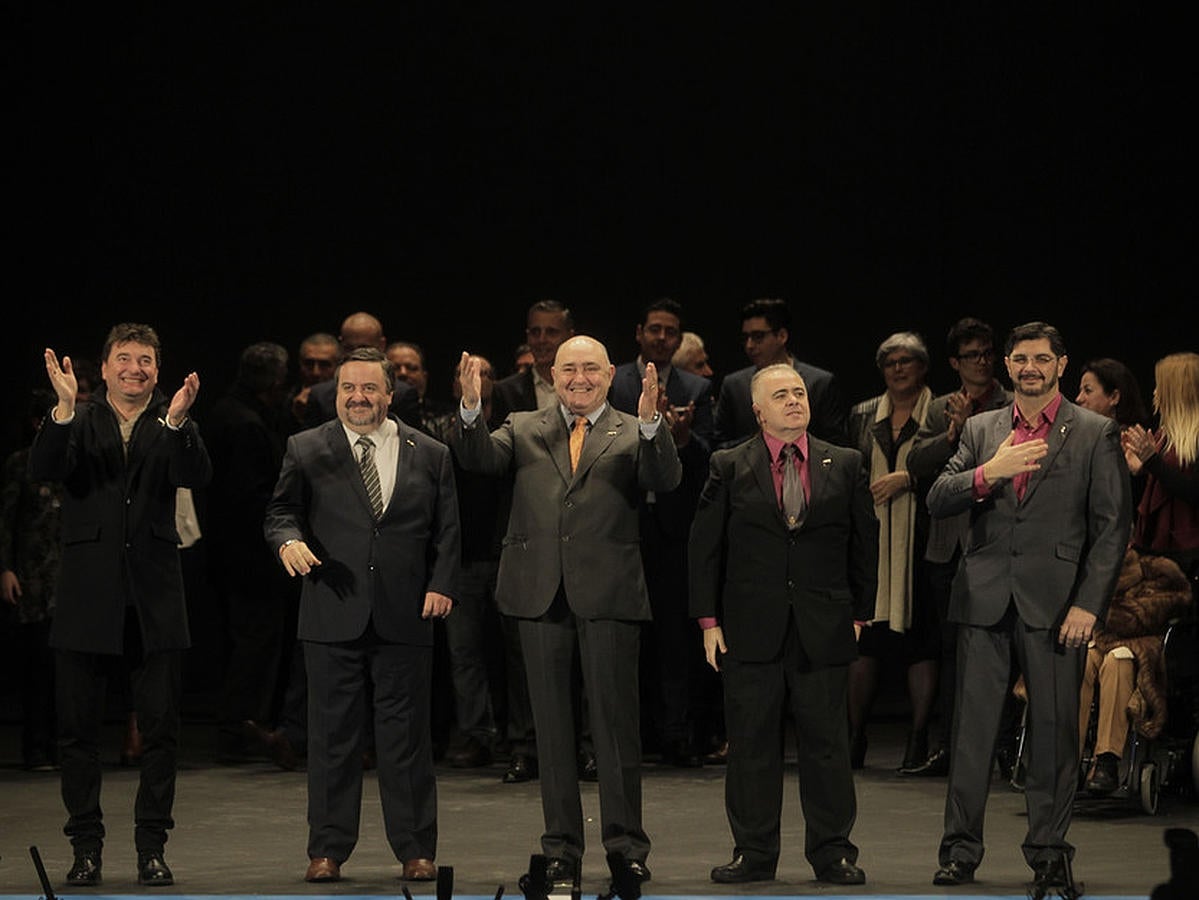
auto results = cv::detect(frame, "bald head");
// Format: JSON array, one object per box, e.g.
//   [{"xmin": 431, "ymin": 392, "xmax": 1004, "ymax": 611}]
[
  {"xmin": 552, "ymin": 336, "xmax": 614, "ymax": 416},
  {"xmin": 339, "ymin": 312, "xmax": 386, "ymax": 352}
]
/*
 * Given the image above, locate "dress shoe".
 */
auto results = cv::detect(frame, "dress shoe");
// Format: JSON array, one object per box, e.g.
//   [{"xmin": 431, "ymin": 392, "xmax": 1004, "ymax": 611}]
[
  {"xmin": 1029, "ymin": 857, "xmax": 1077, "ymax": 897},
  {"xmin": 703, "ymin": 740, "xmax": 729, "ymax": 765},
  {"xmin": 66, "ymin": 852, "xmax": 102, "ymax": 886},
  {"xmin": 899, "ymin": 746, "xmax": 950, "ymax": 777},
  {"xmin": 817, "ymin": 857, "xmax": 866, "ymax": 885},
  {"xmin": 402, "ymin": 858, "xmax": 437, "ymax": 881},
  {"xmin": 137, "ymin": 854, "xmax": 174, "ymax": 886},
  {"xmin": 1086, "ymin": 752, "xmax": 1119, "ymax": 795},
  {"xmin": 244, "ymin": 720, "xmax": 303, "ymax": 771},
  {"xmin": 849, "ymin": 730, "xmax": 867, "ymax": 769},
  {"xmin": 900, "ymin": 728, "xmax": 929, "ymax": 771},
  {"xmin": 449, "ymin": 736, "xmax": 493, "ymax": 768},
  {"xmin": 932, "ymin": 859, "xmax": 976, "ymax": 885},
  {"xmin": 306, "ymin": 856, "xmax": 341, "ymax": 882},
  {"xmin": 626, "ymin": 859, "xmax": 651, "ymax": 882},
  {"xmin": 662, "ymin": 740, "xmax": 702, "ymax": 768},
  {"xmin": 578, "ymin": 749, "xmax": 598, "ymax": 782},
  {"xmin": 710, "ymin": 854, "xmax": 776, "ymax": 883},
  {"xmin": 503, "ymin": 753, "xmax": 538, "ymax": 783},
  {"xmin": 544, "ymin": 856, "xmax": 577, "ymax": 883}
]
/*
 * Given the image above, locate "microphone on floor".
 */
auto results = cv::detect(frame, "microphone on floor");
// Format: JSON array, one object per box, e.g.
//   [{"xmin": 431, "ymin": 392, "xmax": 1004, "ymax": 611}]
[{"xmin": 437, "ymin": 864, "xmax": 454, "ymax": 900}]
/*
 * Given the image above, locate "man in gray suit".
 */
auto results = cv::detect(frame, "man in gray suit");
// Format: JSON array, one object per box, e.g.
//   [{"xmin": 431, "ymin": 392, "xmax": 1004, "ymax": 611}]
[
  {"xmin": 927, "ymin": 322, "xmax": 1131, "ymax": 894},
  {"xmin": 453, "ymin": 336, "xmax": 681, "ymax": 888},
  {"xmin": 265, "ymin": 347, "xmax": 460, "ymax": 885}
]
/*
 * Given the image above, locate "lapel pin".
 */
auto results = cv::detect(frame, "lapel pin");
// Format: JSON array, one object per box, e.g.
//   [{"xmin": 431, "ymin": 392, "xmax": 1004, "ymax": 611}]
[
  {"xmin": 821, "ymin": 457, "xmax": 832, "ymax": 468},
  {"xmin": 1060, "ymin": 425, "xmax": 1067, "ymax": 435},
  {"xmin": 606, "ymin": 430, "xmax": 617, "ymax": 436},
  {"xmin": 406, "ymin": 438, "xmax": 416, "ymax": 446}
]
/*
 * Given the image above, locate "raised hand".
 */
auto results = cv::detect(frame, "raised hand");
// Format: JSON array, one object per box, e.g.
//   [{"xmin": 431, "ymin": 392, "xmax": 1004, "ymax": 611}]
[
  {"xmin": 43, "ymin": 348, "xmax": 78, "ymax": 416},
  {"xmin": 458, "ymin": 351, "xmax": 481, "ymax": 409},
  {"xmin": 637, "ymin": 361, "xmax": 661, "ymax": 423},
  {"xmin": 167, "ymin": 372, "xmax": 201, "ymax": 426}
]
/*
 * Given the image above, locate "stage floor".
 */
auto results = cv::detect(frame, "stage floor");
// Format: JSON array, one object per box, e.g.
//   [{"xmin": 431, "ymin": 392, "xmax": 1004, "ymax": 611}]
[{"xmin": 0, "ymin": 720, "xmax": 1190, "ymax": 898}]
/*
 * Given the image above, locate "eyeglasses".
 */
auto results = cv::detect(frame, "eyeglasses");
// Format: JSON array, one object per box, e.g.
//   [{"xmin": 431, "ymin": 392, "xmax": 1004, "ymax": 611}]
[
  {"xmin": 882, "ymin": 355, "xmax": 920, "ymax": 370},
  {"xmin": 741, "ymin": 329, "xmax": 778, "ymax": 344},
  {"xmin": 955, "ymin": 349, "xmax": 994, "ymax": 363},
  {"xmin": 1008, "ymin": 354, "xmax": 1058, "ymax": 367}
]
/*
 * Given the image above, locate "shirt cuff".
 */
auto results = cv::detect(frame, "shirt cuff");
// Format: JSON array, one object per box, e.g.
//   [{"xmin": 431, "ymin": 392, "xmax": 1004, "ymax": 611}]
[
  {"xmin": 639, "ymin": 411, "xmax": 662, "ymax": 439},
  {"xmin": 971, "ymin": 464, "xmax": 992, "ymax": 499},
  {"xmin": 698, "ymin": 616, "xmax": 718, "ymax": 630},
  {"xmin": 460, "ymin": 400, "xmax": 482, "ymax": 426}
]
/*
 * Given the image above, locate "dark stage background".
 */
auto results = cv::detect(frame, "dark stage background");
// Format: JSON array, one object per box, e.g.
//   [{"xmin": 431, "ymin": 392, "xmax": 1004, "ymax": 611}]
[{"xmin": 7, "ymin": 6, "xmax": 1191, "ymax": 454}]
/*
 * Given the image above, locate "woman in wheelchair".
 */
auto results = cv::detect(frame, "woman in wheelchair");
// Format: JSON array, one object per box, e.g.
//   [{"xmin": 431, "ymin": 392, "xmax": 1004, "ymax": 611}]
[{"xmin": 1080, "ymin": 547, "xmax": 1192, "ymax": 794}]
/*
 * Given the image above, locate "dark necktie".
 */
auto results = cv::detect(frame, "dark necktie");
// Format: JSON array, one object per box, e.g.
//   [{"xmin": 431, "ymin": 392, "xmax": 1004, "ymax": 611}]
[
  {"xmin": 357, "ymin": 435, "xmax": 384, "ymax": 519},
  {"xmin": 781, "ymin": 443, "xmax": 805, "ymax": 529}
]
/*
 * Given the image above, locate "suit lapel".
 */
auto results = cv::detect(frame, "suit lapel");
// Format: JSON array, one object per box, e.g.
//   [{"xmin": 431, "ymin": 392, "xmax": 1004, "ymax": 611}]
[
  {"xmin": 574, "ymin": 406, "xmax": 622, "ymax": 482},
  {"xmin": 806, "ymin": 438, "xmax": 834, "ymax": 518},
  {"xmin": 537, "ymin": 408, "xmax": 574, "ymax": 485},
  {"xmin": 1019, "ymin": 402, "xmax": 1074, "ymax": 505},
  {"xmin": 326, "ymin": 423, "xmax": 376, "ymax": 519},
  {"xmin": 748, "ymin": 438, "xmax": 786, "ymax": 529},
  {"xmin": 386, "ymin": 420, "xmax": 421, "ymax": 519}
]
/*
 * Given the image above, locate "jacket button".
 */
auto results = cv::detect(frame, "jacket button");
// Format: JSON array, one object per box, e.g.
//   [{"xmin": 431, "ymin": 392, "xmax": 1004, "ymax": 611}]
[{"xmin": 562, "ymin": 535, "xmax": 570, "ymax": 542}]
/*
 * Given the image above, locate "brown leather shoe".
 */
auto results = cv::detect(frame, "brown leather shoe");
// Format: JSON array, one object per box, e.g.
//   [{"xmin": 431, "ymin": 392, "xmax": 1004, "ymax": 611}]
[
  {"xmin": 306, "ymin": 857, "xmax": 341, "ymax": 882},
  {"xmin": 402, "ymin": 858, "xmax": 437, "ymax": 881},
  {"xmin": 244, "ymin": 720, "xmax": 303, "ymax": 771}
]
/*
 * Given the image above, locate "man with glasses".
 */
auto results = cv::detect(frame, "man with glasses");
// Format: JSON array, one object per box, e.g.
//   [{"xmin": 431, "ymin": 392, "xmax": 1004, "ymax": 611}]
[
  {"xmin": 903, "ymin": 318, "xmax": 1013, "ymax": 777},
  {"xmin": 925, "ymin": 321, "xmax": 1130, "ymax": 895},
  {"xmin": 713, "ymin": 298, "xmax": 849, "ymax": 449}
]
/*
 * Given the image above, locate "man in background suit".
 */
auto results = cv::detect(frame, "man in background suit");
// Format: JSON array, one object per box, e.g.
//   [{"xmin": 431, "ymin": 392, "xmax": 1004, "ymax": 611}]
[
  {"xmin": 609, "ymin": 297, "xmax": 713, "ymax": 766},
  {"xmin": 690, "ymin": 363, "xmax": 876, "ymax": 886},
  {"xmin": 926, "ymin": 321, "xmax": 1130, "ymax": 894},
  {"xmin": 265, "ymin": 347, "xmax": 460, "ymax": 884},
  {"xmin": 452, "ymin": 336, "xmax": 681, "ymax": 888},
  {"xmin": 303, "ymin": 311, "xmax": 421, "ymax": 429},
  {"xmin": 713, "ymin": 298, "xmax": 849, "ymax": 448},
  {"xmin": 903, "ymin": 317, "xmax": 1012, "ymax": 777}
]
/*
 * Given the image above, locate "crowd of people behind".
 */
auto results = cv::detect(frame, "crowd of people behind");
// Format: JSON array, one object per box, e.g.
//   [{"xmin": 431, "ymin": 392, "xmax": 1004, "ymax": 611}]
[{"xmin": 2, "ymin": 297, "xmax": 1197, "ymax": 893}]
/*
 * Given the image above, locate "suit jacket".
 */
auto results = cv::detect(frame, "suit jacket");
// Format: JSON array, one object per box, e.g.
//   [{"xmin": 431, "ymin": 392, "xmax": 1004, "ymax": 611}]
[
  {"xmin": 452, "ymin": 403, "xmax": 682, "ymax": 620},
  {"xmin": 925, "ymin": 399, "xmax": 1131, "ymax": 628},
  {"xmin": 907, "ymin": 383, "xmax": 1012, "ymax": 563},
  {"xmin": 263, "ymin": 416, "xmax": 461, "ymax": 646},
  {"xmin": 303, "ymin": 377, "xmax": 422, "ymax": 431},
  {"xmin": 29, "ymin": 386, "xmax": 212, "ymax": 654},
  {"xmin": 490, "ymin": 368, "xmax": 540, "ymax": 428},
  {"xmin": 608, "ymin": 362, "xmax": 713, "ymax": 539},
  {"xmin": 713, "ymin": 359, "xmax": 849, "ymax": 449},
  {"xmin": 688, "ymin": 433, "xmax": 878, "ymax": 666}
]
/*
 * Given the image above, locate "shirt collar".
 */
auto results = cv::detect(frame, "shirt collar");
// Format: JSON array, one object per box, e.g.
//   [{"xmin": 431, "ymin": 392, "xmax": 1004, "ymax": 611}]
[
  {"xmin": 342, "ymin": 417, "xmax": 397, "ymax": 447},
  {"xmin": 1011, "ymin": 392, "xmax": 1063, "ymax": 429},
  {"xmin": 761, "ymin": 430, "xmax": 810, "ymax": 463},
  {"xmin": 560, "ymin": 403, "xmax": 606, "ymax": 428}
]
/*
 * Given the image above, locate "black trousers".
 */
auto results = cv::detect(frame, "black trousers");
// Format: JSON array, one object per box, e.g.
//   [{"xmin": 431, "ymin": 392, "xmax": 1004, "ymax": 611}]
[{"xmin": 55, "ymin": 612, "xmax": 182, "ymax": 856}]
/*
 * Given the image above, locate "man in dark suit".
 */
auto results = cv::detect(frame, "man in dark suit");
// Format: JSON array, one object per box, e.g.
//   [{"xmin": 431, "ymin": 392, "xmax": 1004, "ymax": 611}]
[
  {"xmin": 489, "ymin": 299, "xmax": 575, "ymax": 427},
  {"xmin": 452, "ymin": 336, "xmax": 681, "ymax": 888},
  {"xmin": 902, "ymin": 317, "xmax": 1013, "ymax": 777},
  {"xmin": 712, "ymin": 297, "xmax": 849, "ymax": 448},
  {"xmin": 264, "ymin": 347, "xmax": 460, "ymax": 884},
  {"xmin": 32, "ymin": 324, "xmax": 211, "ymax": 888},
  {"xmin": 926, "ymin": 321, "xmax": 1131, "ymax": 894},
  {"xmin": 303, "ymin": 311, "xmax": 421, "ymax": 430},
  {"xmin": 689, "ymin": 363, "xmax": 877, "ymax": 886},
  {"xmin": 609, "ymin": 297, "xmax": 713, "ymax": 766}
]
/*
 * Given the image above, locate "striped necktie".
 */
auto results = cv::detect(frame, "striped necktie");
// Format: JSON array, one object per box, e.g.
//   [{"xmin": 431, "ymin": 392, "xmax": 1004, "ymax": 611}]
[{"xmin": 357, "ymin": 435, "xmax": 384, "ymax": 519}]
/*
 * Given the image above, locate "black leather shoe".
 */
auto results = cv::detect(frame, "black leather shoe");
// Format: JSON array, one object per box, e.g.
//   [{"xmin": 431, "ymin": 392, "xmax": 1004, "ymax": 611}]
[
  {"xmin": 626, "ymin": 860, "xmax": 651, "ymax": 883},
  {"xmin": 544, "ymin": 857, "xmax": 577, "ymax": 883},
  {"xmin": 503, "ymin": 753, "xmax": 538, "ymax": 783},
  {"xmin": 137, "ymin": 854, "xmax": 174, "ymax": 886},
  {"xmin": 578, "ymin": 749, "xmax": 598, "ymax": 782},
  {"xmin": 449, "ymin": 736, "xmax": 492, "ymax": 768},
  {"xmin": 66, "ymin": 852, "xmax": 102, "ymax": 886},
  {"xmin": 932, "ymin": 859, "xmax": 976, "ymax": 885},
  {"xmin": 710, "ymin": 854, "xmax": 775, "ymax": 884},
  {"xmin": 817, "ymin": 858, "xmax": 865, "ymax": 885},
  {"xmin": 1086, "ymin": 752, "xmax": 1119, "ymax": 794},
  {"xmin": 899, "ymin": 747, "xmax": 950, "ymax": 777}
]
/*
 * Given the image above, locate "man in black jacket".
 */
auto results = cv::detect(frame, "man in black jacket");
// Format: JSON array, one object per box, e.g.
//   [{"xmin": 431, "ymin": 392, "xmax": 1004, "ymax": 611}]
[{"xmin": 32, "ymin": 323, "xmax": 211, "ymax": 888}]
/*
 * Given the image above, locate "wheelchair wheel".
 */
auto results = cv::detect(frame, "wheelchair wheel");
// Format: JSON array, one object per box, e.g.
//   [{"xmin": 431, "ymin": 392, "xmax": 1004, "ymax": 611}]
[{"xmin": 1140, "ymin": 762, "xmax": 1160, "ymax": 815}]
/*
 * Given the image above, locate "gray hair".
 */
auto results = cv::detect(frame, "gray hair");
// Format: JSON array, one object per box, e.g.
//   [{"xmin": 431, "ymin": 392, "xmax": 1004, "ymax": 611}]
[{"xmin": 875, "ymin": 331, "xmax": 929, "ymax": 369}]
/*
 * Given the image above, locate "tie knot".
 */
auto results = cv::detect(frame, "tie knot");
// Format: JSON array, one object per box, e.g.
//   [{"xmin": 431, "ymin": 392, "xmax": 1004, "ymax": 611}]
[
  {"xmin": 357, "ymin": 435, "xmax": 375, "ymax": 450},
  {"xmin": 781, "ymin": 442, "xmax": 800, "ymax": 463},
  {"xmin": 574, "ymin": 416, "xmax": 589, "ymax": 431}
]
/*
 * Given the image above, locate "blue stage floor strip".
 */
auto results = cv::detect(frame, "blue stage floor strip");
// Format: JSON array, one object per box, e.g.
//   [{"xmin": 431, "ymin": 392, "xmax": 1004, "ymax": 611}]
[{"xmin": 0, "ymin": 895, "xmax": 1152, "ymax": 900}]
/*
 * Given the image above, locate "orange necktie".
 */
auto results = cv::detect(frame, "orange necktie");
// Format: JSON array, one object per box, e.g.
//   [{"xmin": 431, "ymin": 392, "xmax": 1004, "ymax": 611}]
[{"xmin": 570, "ymin": 416, "xmax": 588, "ymax": 472}]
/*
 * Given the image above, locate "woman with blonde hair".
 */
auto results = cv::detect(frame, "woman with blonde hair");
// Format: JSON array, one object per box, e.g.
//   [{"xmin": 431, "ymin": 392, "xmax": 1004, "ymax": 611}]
[{"xmin": 1122, "ymin": 351, "xmax": 1199, "ymax": 580}]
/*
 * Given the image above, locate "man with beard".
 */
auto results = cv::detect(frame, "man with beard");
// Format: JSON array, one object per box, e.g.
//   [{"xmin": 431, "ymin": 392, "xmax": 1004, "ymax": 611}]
[
  {"xmin": 265, "ymin": 347, "xmax": 460, "ymax": 884},
  {"xmin": 926, "ymin": 321, "xmax": 1131, "ymax": 895}
]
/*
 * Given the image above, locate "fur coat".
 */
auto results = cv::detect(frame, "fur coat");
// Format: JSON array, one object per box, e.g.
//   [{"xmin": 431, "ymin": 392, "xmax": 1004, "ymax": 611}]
[{"xmin": 1094, "ymin": 547, "xmax": 1193, "ymax": 738}]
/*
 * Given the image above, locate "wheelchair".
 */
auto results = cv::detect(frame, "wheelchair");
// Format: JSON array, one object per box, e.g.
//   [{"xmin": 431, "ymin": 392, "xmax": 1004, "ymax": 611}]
[{"xmin": 1008, "ymin": 607, "xmax": 1199, "ymax": 815}]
